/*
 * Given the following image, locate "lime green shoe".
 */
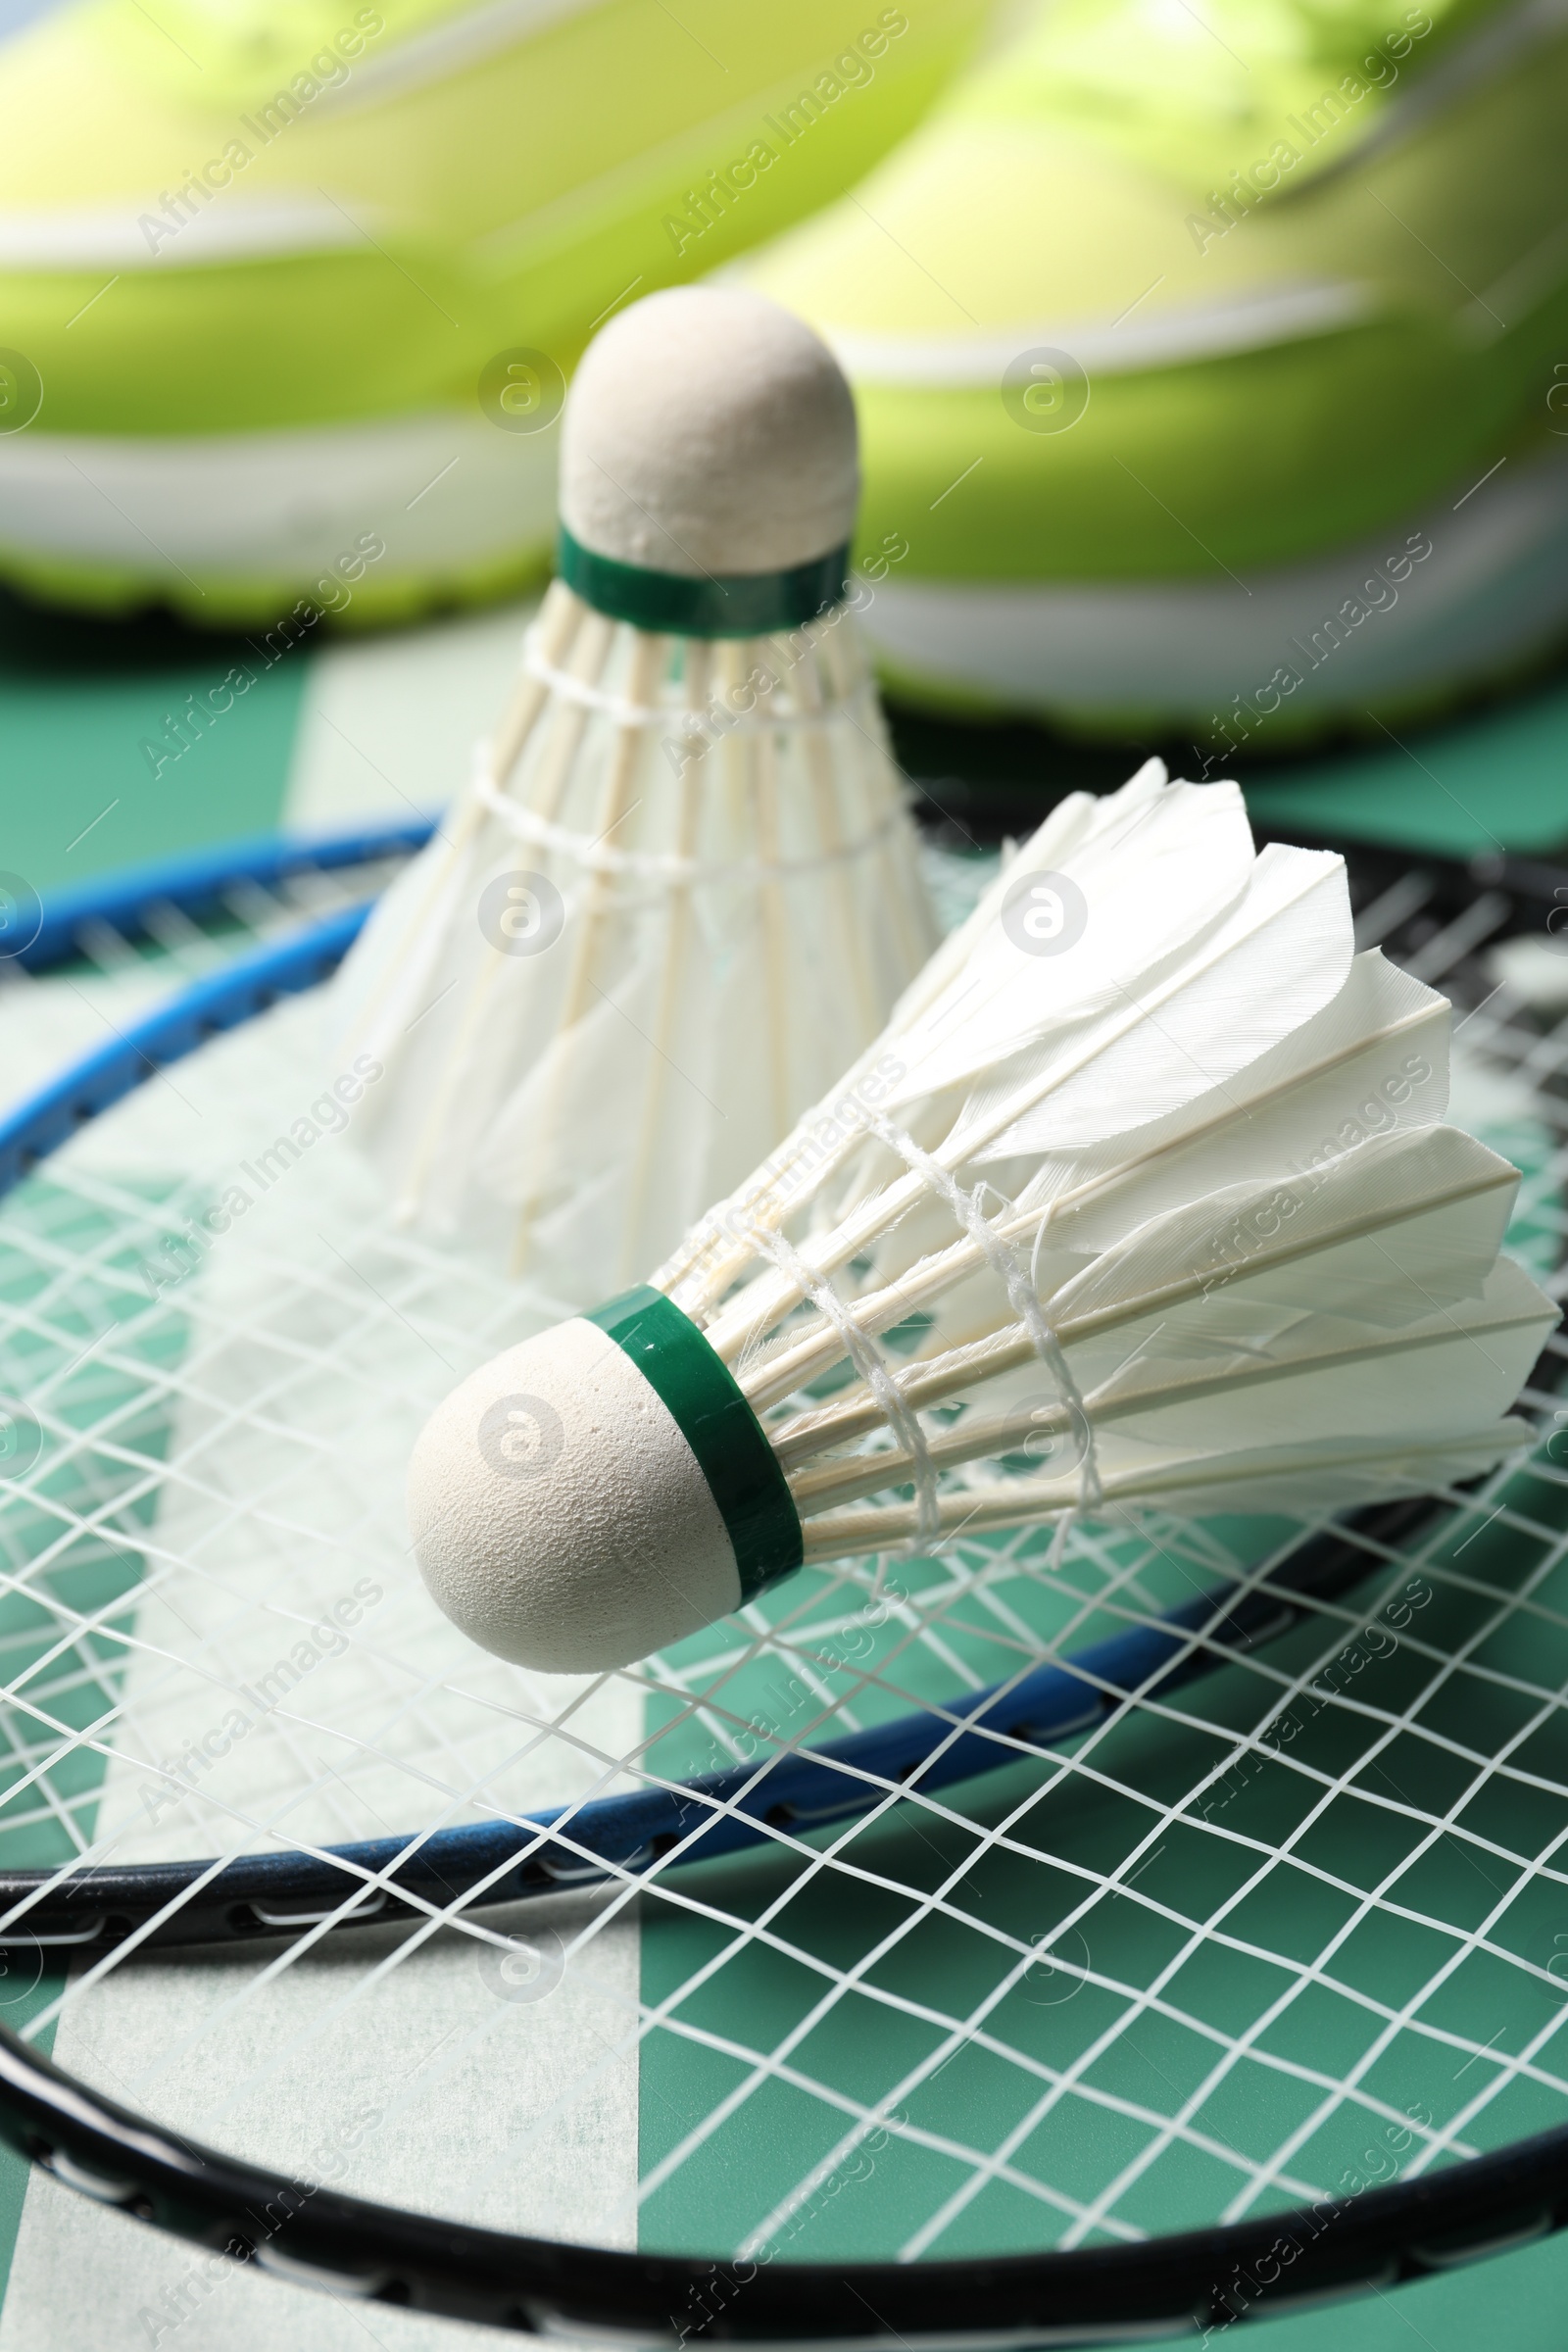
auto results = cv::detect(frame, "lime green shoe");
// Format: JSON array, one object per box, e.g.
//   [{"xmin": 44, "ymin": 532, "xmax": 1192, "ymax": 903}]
[
  {"xmin": 0, "ymin": 0, "xmax": 980, "ymax": 625},
  {"xmin": 738, "ymin": 0, "xmax": 1568, "ymax": 740}
]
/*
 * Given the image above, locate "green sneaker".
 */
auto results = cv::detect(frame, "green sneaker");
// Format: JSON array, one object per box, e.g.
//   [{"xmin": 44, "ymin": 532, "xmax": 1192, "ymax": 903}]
[
  {"xmin": 739, "ymin": 0, "xmax": 1568, "ymax": 741},
  {"xmin": 0, "ymin": 0, "xmax": 979, "ymax": 624}
]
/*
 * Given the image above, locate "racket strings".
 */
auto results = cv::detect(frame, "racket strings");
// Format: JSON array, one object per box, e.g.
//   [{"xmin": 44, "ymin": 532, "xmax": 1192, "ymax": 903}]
[
  {"xmin": 0, "ymin": 1035, "xmax": 552, "ymax": 1853},
  {"xmin": 3, "ymin": 856, "xmax": 408, "ymax": 1016},
  {"xmin": 2, "ymin": 857, "xmax": 1568, "ymax": 2267},
  {"xmin": 15, "ymin": 1392, "xmax": 1250, "ymax": 2135},
  {"xmin": 634, "ymin": 1467, "xmax": 1560, "ymax": 2258},
  {"xmin": 9, "ymin": 1383, "xmax": 1560, "ymax": 1882},
  {"xmin": 628, "ymin": 1498, "xmax": 1537, "ymax": 2242},
  {"xmin": 18, "ymin": 1430, "xmax": 1568, "ymax": 2238},
  {"xmin": 639, "ymin": 1571, "xmax": 1417, "ymax": 2256},
  {"xmin": 705, "ymin": 1495, "xmax": 1560, "ymax": 2230},
  {"xmin": 1103, "ymin": 1478, "xmax": 1568, "ymax": 2231}
]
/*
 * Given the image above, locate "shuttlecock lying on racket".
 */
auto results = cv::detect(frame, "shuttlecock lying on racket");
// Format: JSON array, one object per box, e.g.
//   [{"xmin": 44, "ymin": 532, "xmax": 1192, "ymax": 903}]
[
  {"xmin": 407, "ymin": 760, "xmax": 1556, "ymax": 1673},
  {"xmin": 330, "ymin": 285, "xmax": 937, "ymax": 1299}
]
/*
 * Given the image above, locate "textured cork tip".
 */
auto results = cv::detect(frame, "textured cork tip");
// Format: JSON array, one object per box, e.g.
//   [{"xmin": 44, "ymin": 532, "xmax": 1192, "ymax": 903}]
[
  {"xmin": 558, "ymin": 284, "xmax": 860, "ymax": 580},
  {"xmin": 407, "ymin": 1317, "xmax": 743, "ymax": 1675}
]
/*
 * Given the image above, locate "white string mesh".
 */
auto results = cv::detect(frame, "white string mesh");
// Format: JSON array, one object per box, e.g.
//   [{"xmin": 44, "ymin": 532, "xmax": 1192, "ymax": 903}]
[{"xmin": 0, "ymin": 843, "xmax": 1564, "ymax": 2300}]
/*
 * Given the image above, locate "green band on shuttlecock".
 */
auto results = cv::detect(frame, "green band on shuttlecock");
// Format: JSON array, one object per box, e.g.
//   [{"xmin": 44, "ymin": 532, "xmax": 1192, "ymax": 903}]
[
  {"xmin": 587, "ymin": 1286, "xmax": 803, "ymax": 1602},
  {"xmin": 557, "ymin": 526, "xmax": 851, "ymax": 639}
]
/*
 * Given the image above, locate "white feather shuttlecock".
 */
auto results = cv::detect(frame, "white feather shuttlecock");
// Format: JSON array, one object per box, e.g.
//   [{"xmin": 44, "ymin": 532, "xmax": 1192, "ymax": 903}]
[
  {"xmin": 406, "ymin": 760, "xmax": 1556, "ymax": 1673},
  {"xmin": 330, "ymin": 285, "xmax": 938, "ymax": 1298}
]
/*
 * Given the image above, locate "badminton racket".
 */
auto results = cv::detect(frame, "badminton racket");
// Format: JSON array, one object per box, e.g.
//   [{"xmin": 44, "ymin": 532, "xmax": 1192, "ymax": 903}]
[{"xmin": 0, "ymin": 808, "xmax": 1561, "ymax": 2346}]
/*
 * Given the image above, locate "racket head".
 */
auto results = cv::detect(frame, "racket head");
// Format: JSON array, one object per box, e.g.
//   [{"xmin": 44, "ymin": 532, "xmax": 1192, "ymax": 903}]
[{"xmin": 0, "ymin": 819, "xmax": 1563, "ymax": 2343}]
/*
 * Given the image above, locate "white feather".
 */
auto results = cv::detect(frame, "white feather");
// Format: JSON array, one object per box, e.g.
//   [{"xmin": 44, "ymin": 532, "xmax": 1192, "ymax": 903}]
[
  {"xmin": 770, "ymin": 1124, "xmax": 1531, "ymax": 1466},
  {"xmin": 799, "ymin": 1423, "xmax": 1536, "ymax": 1559},
  {"xmin": 787, "ymin": 1261, "xmax": 1552, "ymax": 1517},
  {"xmin": 1012, "ymin": 950, "xmax": 1450, "ymax": 1253},
  {"xmin": 886, "ymin": 775, "xmax": 1263, "ymax": 1107},
  {"xmin": 649, "ymin": 766, "xmax": 1553, "ymax": 1567},
  {"xmin": 328, "ymin": 582, "xmax": 938, "ymax": 1301},
  {"xmin": 416, "ymin": 760, "xmax": 1556, "ymax": 1671},
  {"xmin": 956, "ymin": 841, "xmax": 1352, "ymax": 1160}
]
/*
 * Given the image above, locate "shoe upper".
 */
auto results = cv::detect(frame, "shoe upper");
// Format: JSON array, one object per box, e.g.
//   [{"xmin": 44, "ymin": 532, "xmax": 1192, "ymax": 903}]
[
  {"xmin": 953, "ymin": 0, "xmax": 1501, "ymax": 189},
  {"xmin": 736, "ymin": 0, "xmax": 1568, "ymax": 577},
  {"xmin": 0, "ymin": 0, "xmax": 985, "ymax": 432},
  {"xmin": 749, "ymin": 0, "xmax": 1561, "ymax": 343}
]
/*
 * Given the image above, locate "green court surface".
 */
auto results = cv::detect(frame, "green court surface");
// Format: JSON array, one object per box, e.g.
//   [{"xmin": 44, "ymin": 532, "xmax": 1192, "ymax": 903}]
[
  {"xmin": 1246, "ymin": 683, "xmax": 1568, "ymax": 859},
  {"xmin": 0, "ymin": 599, "xmax": 312, "ymax": 891},
  {"xmin": 2, "ymin": 587, "xmax": 1568, "ymax": 2348}
]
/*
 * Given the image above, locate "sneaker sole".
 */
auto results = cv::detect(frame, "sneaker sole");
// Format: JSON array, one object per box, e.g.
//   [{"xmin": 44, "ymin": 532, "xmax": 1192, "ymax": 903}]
[
  {"xmin": 859, "ymin": 438, "xmax": 1568, "ymax": 742},
  {"xmin": 0, "ymin": 408, "xmax": 558, "ymax": 623}
]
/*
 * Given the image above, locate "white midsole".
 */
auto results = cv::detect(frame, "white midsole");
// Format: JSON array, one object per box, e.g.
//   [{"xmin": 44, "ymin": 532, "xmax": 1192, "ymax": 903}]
[
  {"xmin": 2, "ymin": 408, "xmax": 1564, "ymax": 735},
  {"xmin": 0, "ymin": 409, "xmax": 559, "ymax": 583},
  {"xmin": 855, "ymin": 443, "xmax": 1568, "ymax": 722}
]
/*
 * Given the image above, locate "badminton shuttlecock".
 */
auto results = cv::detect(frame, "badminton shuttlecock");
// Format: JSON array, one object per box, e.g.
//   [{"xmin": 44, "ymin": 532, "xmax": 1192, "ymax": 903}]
[
  {"xmin": 407, "ymin": 761, "xmax": 1556, "ymax": 1673},
  {"xmin": 331, "ymin": 285, "xmax": 938, "ymax": 1298}
]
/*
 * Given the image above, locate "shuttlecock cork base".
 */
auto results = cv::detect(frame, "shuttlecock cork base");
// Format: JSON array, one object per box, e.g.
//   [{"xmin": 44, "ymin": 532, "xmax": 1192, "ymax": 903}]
[
  {"xmin": 409, "ymin": 763, "xmax": 1554, "ymax": 1676},
  {"xmin": 556, "ymin": 284, "xmax": 859, "ymax": 635},
  {"xmin": 409, "ymin": 1288, "xmax": 803, "ymax": 1673}
]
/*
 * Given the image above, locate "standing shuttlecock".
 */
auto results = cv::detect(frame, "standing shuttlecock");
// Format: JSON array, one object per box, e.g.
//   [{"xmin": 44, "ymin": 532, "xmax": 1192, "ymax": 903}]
[
  {"xmin": 406, "ymin": 761, "xmax": 1556, "ymax": 1673},
  {"xmin": 331, "ymin": 286, "xmax": 938, "ymax": 1299}
]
